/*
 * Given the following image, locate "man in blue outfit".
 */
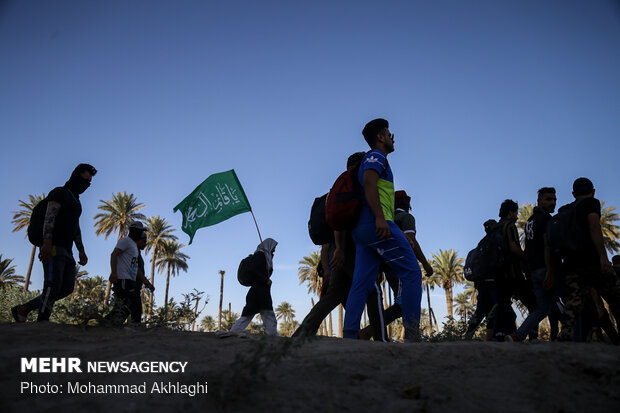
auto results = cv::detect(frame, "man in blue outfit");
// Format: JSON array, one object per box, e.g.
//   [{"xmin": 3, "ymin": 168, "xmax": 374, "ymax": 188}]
[{"xmin": 342, "ymin": 118, "xmax": 423, "ymax": 341}]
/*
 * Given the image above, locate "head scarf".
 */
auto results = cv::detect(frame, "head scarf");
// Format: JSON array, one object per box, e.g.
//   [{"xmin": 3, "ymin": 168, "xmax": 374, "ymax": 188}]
[{"xmin": 256, "ymin": 238, "xmax": 278, "ymax": 274}]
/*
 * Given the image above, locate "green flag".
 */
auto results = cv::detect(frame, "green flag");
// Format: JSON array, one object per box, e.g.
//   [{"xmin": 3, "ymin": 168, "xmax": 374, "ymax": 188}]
[{"xmin": 173, "ymin": 170, "xmax": 251, "ymax": 244}]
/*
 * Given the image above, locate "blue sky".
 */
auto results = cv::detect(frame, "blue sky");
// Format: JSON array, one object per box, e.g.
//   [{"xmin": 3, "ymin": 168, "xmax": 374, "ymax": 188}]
[{"xmin": 1, "ymin": 0, "xmax": 619, "ymax": 329}]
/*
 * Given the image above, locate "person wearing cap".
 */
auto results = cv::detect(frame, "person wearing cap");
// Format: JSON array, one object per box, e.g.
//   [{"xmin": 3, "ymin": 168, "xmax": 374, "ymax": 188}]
[
  {"xmin": 104, "ymin": 221, "xmax": 154, "ymax": 324},
  {"xmin": 558, "ymin": 177, "xmax": 620, "ymax": 341}
]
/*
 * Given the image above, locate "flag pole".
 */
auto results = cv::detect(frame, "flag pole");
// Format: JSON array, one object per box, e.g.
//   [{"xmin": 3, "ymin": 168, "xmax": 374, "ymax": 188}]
[{"xmin": 250, "ymin": 210, "xmax": 263, "ymax": 244}]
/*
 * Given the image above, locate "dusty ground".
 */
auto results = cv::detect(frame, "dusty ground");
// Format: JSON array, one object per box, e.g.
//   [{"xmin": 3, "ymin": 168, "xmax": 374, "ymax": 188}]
[{"xmin": 1, "ymin": 322, "xmax": 619, "ymax": 412}]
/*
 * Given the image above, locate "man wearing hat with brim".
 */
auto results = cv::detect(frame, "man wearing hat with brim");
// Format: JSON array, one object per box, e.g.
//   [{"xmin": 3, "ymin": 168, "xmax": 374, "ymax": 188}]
[{"xmin": 104, "ymin": 221, "xmax": 154, "ymax": 324}]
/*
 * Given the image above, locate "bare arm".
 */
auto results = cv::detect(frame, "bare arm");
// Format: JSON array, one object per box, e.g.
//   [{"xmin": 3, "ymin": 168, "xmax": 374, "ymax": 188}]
[
  {"xmin": 331, "ymin": 230, "xmax": 345, "ymax": 270},
  {"xmin": 588, "ymin": 212, "xmax": 613, "ymax": 274},
  {"xmin": 74, "ymin": 224, "xmax": 88, "ymax": 265},
  {"xmin": 320, "ymin": 243, "xmax": 331, "ymax": 283},
  {"xmin": 39, "ymin": 200, "xmax": 61, "ymax": 263},
  {"xmin": 109, "ymin": 248, "xmax": 122, "ymax": 283},
  {"xmin": 404, "ymin": 232, "xmax": 433, "ymax": 276},
  {"xmin": 363, "ymin": 169, "xmax": 390, "ymax": 239},
  {"xmin": 509, "ymin": 241, "xmax": 527, "ymax": 261},
  {"xmin": 137, "ymin": 263, "xmax": 154, "ymax": 291}
]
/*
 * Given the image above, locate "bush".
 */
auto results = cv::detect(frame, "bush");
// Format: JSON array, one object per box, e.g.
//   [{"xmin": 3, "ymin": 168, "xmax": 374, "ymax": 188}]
[{"xmin": 0, "ymin": 285, "xmax": 39, "ymax": 322}]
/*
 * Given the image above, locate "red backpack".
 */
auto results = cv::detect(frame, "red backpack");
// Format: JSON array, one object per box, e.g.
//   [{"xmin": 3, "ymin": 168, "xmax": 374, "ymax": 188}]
[{"xmin": 325, "ymin": 163, "xmax": 363, "ymax": 231}]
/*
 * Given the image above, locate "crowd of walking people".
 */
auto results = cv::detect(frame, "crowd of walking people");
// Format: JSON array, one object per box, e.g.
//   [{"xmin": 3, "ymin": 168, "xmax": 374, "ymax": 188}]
[{"xmin": 10, "ymin": 119, "xmax": 620, "ymax": 345}]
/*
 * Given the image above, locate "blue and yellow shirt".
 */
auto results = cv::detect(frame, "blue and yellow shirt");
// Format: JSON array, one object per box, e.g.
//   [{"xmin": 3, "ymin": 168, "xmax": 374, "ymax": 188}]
[{"xmin": 358, "ymin": 149, "xmax": 395, "ymax": 223}]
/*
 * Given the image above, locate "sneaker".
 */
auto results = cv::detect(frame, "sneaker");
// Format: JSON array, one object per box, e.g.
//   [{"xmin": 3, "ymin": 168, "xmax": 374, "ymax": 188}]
[
  {"xmin": 504, "ymin": 333, "xmax": 519, "ymax": 342},
  {"xmin": 11, "ymin": 306, "xmax": 27, "ymax": 323},
  {"xmin": 404, "ymin": 324, "xmax": 422, "ymax": 343},
  {"xmin": 556, "ymin": 329, "xmax": 573, "ymax": 342},
  {"xmin": 358, "ymin": 326, "xmax": 373, "ymax": 341}
]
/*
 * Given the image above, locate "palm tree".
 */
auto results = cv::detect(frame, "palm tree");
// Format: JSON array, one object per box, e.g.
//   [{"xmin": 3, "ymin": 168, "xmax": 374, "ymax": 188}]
[
  {"xmin": 93, "ymin": 191, "xmax": 147, "ymax": 239},
  {"xmin": 11, "ymin": 193, "xmax": 46, "ymax": 291},
  {"xmin": 155, "ymin": 239, "xmax": 189, "ymax": 319},
  {"xmin": 430, "ymin": 249, "xmax": 465, "ymax": 320},
  {"xmin": 220, "ymin": 310, "xmax": 239, "ymax": 331},
  {"xmin": 93, "ymin": 191, "xmax": 146, "ymax": 300},
  {"xmin": 145, "ymin": 216, "xmax": 177, "ymax": 317},
  {"xmin": 454, "ymin": 291, "xmax": 473, "ymax": 323},
  {"xmin": 600, "ymin": 202, "xmax": 620, "ymax": 254},
  {"xmin": 297, "ymin": 251, "xmax": 322, "ymax": 295},
  {"xmin": 517, "ymin": 202, "xmax": 535, "ymax": 247},
  {"xmin": 463, "ymin": 281, "xmax": 478, "ymax": 309},
  {"xmin": 200, "ymin": 315, "xmax": 216, "ymax": 332},
  {"xmin": 298, "ymin": 251, "xmax": 330, "ymax": 334},
  {"xmin": 0, "ymin": 255, "xmax": 25, "ymax": 287},
  {"xmin": 70, "ymin": 265, "xmax": 89, "ymax": 299},
  {"xmin": 279, "ymin": 320, "xmax": 300, "ymax": 337},
  {"xmin": 419, "ymin": 308, "xmax": 432, "ymax": 336},
  {"xmin": 275, "ymin": 301, "xmax": 296, "ymax": 336},
  {"xmin": 73, "ymin": 275, "xmax": 106, "ymax": 303}
]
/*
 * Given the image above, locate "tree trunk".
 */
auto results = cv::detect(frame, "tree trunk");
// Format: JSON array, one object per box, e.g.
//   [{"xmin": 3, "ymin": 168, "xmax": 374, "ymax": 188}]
[
  {"xmin": 328, "ymin": 312, "xmax": 333, "ymax": 337},
  {"xmin": 104, "ymin": 281, "xmax": 112, "ymax": 302},
  {"xmin": 382, "ymin": 281, "xmax": 388, "ymax": 309},
  {"xmin": 164, "ymin": 266, "xmax": 171, "ymax": 320},
  {"xmin": 382, "ymin": 281, "xmax": 390, "ymax": 338},
  {"xmin": 426, "ymin": 284, "xmax": 434, "ymax": 333},
  {"xmin": 192, "ymin": 296, "xmax": 200, "ymax": 331},
  {"xmin": 23, "ymin": 245, "xmax": 36, "ymax": 291},
  {"xmin": 471, "ymin": 289, "xmax": 478, "ymax": 306},
  {"xmin": 430, "ymin": 308, "xmax": 438, "ymax": 331},
  {"xmin": 311, "ymin": 297, "xmax": 316, "ymax": 334},
  {"xmin": 445, "ymin": 283, "xmax": 454, "ymax": 320},
  {"xmin": 218, "ymin": 270, "xmax": 225, "ymax": 330}
]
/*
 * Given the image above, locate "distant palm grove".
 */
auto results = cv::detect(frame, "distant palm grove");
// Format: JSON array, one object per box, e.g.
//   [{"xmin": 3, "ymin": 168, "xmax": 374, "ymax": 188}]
[{"xmin": 2, "ymin": 192, "xmax": 619, "ymax": 341}]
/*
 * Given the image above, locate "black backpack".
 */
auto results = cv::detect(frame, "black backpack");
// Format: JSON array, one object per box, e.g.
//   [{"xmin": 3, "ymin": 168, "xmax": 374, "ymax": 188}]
[
  {"xmin": 547, "ymin": 200, "xmax": 584, "ymax": 258},
  {"xmin": 308, "ymin": 194, "xmax": 334, "ymax": 246},
  {"xmin": 27, "ymin": 197, "xmax": 49, "ymax": 247},
  {"xmin": 237, "ymin": 252, "xmax": 267, "ymax": 287},
  {"xmin": 464, "ymin": 226, "xmax": 506, "ymax": 282}
]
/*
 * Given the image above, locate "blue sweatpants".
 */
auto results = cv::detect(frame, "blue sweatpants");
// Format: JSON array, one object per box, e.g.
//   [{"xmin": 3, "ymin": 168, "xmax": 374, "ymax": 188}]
[{"xmin": 343, "ymin": 220, "xmax": 422, "ymax": 339}]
